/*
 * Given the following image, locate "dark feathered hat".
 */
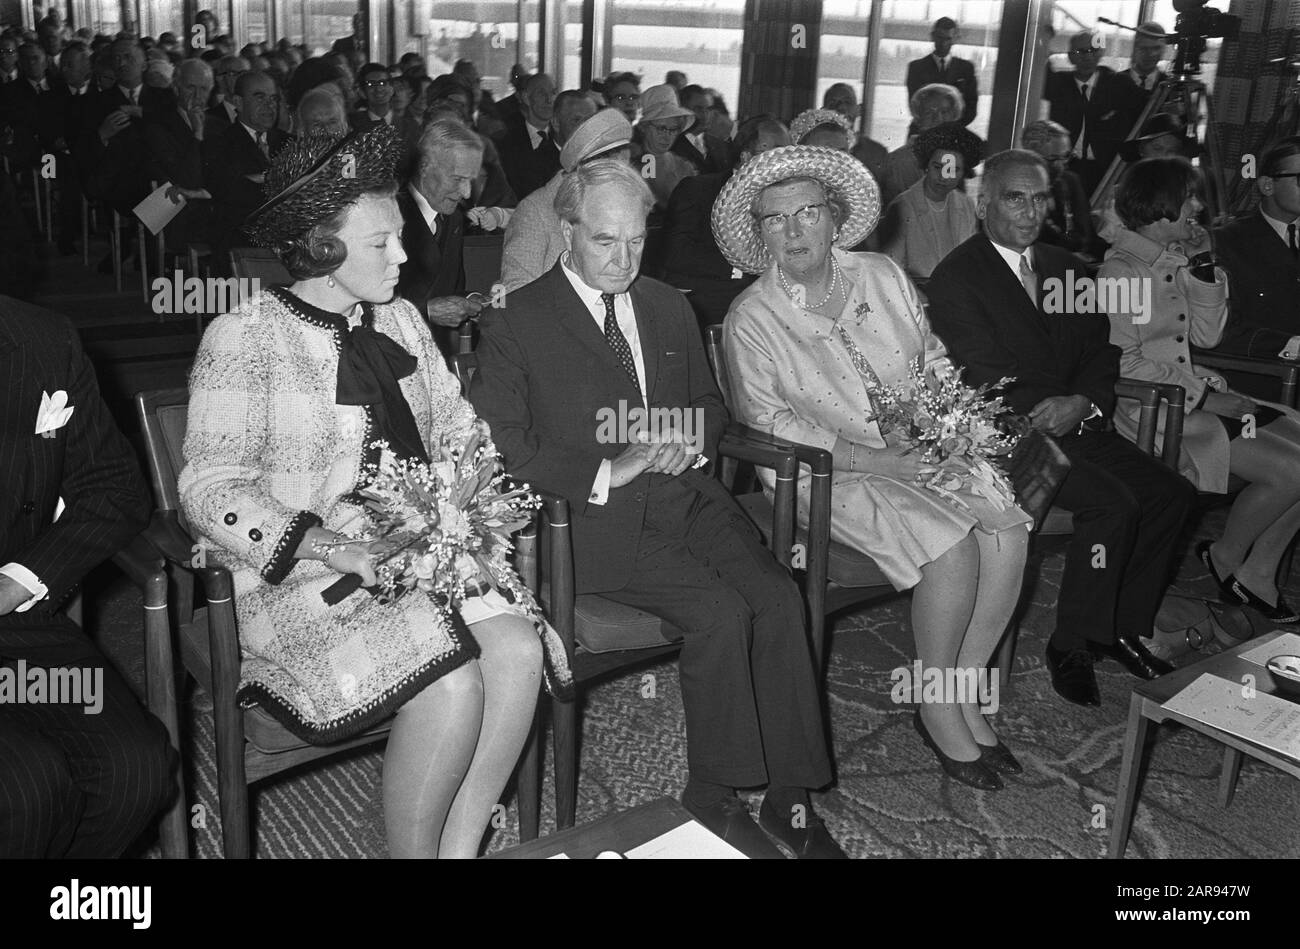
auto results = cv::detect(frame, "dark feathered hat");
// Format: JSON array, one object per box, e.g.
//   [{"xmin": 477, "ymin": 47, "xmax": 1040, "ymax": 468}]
[
  {"xmin": 243, "ymin": 124, "xmax": 406, "ymax": 252},
  {"xmin": 910, "ymin": 122, "xmax": 984, "ymax": 177}
]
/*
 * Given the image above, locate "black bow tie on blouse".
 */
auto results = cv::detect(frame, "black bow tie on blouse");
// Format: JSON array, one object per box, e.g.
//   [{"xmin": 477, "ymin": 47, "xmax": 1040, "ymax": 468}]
[{"xmin": 334, "ymin": 317, "xmax": 430, "ymax": 465}]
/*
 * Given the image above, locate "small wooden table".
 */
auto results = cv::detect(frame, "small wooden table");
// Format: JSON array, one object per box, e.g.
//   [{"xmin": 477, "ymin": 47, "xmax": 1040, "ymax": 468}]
[
  {"xmin": 489, "ymin": 797, "xmax": 707, "ymax": 859},
  {"xmin": 1110, "ymin": 630, "xmax": 1300, "ymax": 858}
]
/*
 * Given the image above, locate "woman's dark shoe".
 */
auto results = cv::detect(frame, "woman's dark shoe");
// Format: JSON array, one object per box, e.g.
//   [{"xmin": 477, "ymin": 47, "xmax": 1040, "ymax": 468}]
[
  {"xmin": 1228, "ymin": 578, "xmax": 1300, "ymax": 625},
  {"xmin": 1197, "ymin": 539, "xmax": 1237, "ymax": 602},
  {"xmin": 913, "ymin": 710, "xmax": 1003, "ymax": 790},
  {"xmin": 975, "ymin": 737, "xmax": 1023, "ymax": 775}
]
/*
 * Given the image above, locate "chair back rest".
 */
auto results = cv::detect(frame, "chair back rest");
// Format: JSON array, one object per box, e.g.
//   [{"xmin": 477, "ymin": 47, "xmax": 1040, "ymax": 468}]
[
  {"xmin": 703, "ymin": 324, "xmax": 734, "ymax": 408},
  {"xmin": 462, "ymin": 234, "xmax": 504, "ymax": 297},
  {"xmin": 134, "ymin": 388, "xmax": 191, "ymax": 514},
  {"xmin": 451, "ymin": 352, "xmax": 478, "ymax": 396},
  {"xmin": 229, "ymin": 246, "xmax": 293, "ymax": 287}
]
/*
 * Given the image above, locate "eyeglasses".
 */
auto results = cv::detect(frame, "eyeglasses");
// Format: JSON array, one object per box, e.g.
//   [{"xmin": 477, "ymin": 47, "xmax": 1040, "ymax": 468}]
[
  {"xmin": 1268, "ymin": 171, "xmax": 1300, "ymax": 181},
  {"xmin": 999, "ymin": 192, "xmax": 1051, "ymax": 211},
  {"xmin": 609, "ymin": 93, "xmax": 639, "ymax": 103},
  {"xmin": 758, "ymin": 202, "xmax": 827, "ymax": 232},
  {"xmin": 362, "ymin": 78, "xmax": 391, "ymax": 88}
]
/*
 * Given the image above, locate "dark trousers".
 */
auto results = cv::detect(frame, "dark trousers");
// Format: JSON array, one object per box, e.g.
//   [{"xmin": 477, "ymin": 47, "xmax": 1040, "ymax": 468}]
[
  {"xmin": 0, "ymin": 617, "xmax": 176, "ymax": 858},
  {"xmin": 601, "ymin": 477, "xmax": 832, "ymax": 790},
  {"xmin": 1050, "ymin": 429, "xmax": 1196, "ymax": 650}
]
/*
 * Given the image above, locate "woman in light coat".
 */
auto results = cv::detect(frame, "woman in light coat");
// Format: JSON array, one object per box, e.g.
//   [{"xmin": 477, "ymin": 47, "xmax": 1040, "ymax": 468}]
[{"xmin": 1102, "ymin": 157, "xmax": 1300, "ymax": 624}]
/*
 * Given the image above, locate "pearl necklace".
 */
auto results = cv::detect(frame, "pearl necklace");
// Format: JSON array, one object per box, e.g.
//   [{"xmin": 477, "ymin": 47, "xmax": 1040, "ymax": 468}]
[{"xmin": 778, "ymin": 255, "xmax": 841, "ymax": 310}]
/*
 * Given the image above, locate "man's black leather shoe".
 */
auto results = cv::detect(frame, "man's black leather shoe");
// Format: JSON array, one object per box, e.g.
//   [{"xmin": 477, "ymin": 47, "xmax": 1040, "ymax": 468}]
[
  {"xmin": 758, "ymin": 797, "xmax": 849, "ymax": 859},
  {"xmin": 681, "ymin": 794, "xmax": 786, "ymax": 859},
  {"xmin": 1045, "ymin": 643, "xmax": 1101, "ymax": 706},
  {"xmin": 1089, "ymin": 634, "xmax": 1174, "ymax": 679}
]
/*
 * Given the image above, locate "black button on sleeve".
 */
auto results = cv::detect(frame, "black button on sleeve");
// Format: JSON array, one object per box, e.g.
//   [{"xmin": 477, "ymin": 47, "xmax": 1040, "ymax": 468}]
[
  {"xmin": 248, "ymin": 528, "xmax": 263, "ymax": 542},
  {"xmin": 224, "ymin": 512, "xmax": 237, "ymax": 525}
]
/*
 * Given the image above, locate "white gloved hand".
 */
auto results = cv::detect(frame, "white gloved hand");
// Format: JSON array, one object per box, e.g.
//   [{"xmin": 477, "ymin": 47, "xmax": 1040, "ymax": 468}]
[{"xmin": 466, "ymin": 206, "xmax": 513, "ymax": 231}]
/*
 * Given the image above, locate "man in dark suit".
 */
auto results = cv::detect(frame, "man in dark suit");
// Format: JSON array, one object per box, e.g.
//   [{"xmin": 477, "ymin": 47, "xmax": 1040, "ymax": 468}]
[
  {"xmin": 0, "ymin": 36, "xmax": 18, "ymax": 85},
  {"xmin": 1041, "ymin": 30, "xmax": 1130, "ymax": 197},
  {"xmin": 1206, "ymin": 136, "xmax": 1300, "ymax": 399},
  {"xmin": 397, "ymin": 118, "xmax": 485, "ymax": 354},
  {"xmin": 927, "ymin": 149, "xmax": 1194, "ymax": 707},
  {"xmin": 494, "ymin": 72, "xmax": 558, "ymax": 200},
  {"xmin": 906, "ymin": 17, "xmax": 978, "ymax": 127},
  {"xmin": 671, "ymin": 84, "xmax": 729, "ymax": 174},
  {"xmin": 204, "ymin": 55, "xmax": 249, "ymax": 139},
  {"xmin": 662, "ymin": 115, "xmax": 790, "ymax": 325},
  {"xmin": 0, "ymin": 297, "xmax": 174, "ymax": 857},
  {"xmin": 144, "ymin": 59, "xmax": 215, "ymax": 256},
  {"xmin": 203, "ymin": 70, "xmax": 289, "ymax": 273},
  {"xmin": 470, "ymin": 159, "xmax": 843, "ymax": 859},
  {"xmin": 1113, "ymin": 21, "xmax": 1168, "ymax": 104}
]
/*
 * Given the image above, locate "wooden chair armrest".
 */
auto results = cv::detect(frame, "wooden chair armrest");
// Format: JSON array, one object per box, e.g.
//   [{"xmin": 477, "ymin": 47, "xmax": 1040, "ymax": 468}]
[
  {"xmin": 1194, "ymin": 353, "xmax": 1299, "ymax": 407},
  {"xmin": 1115, "ymin": 377, "xmax": 1185, "ymax": 465},
  {"xmin": 110, "ymin": 532, "xmax": 167, "ymax": 608},
  {"xmin": 535, "ymin": 492, "xmax": 576, "ymax": 659},
  {"xmin": 141, "ymin": 510, "xmax": 230, "ymax": 572}
]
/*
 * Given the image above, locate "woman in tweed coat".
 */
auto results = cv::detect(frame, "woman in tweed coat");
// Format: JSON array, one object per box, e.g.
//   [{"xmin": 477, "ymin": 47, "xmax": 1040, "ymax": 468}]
[
  {"xmin": 180, "ymin": 127, "xmax": 566, "ymax": 857},
  {"xmin": 1102, "ymin": 157, "xmax": 1300, "ymax": 625}
]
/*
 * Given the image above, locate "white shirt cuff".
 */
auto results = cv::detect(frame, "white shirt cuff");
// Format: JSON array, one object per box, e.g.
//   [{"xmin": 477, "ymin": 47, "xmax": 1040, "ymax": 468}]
[
  {"xmin": 1279, "ymin": 336, "xmax": 1300, "ymax": 361},
  {"xmin": 589, "ymin": 459, "xmax": 612, "ymax": 506},
  {"xmin": 0, "ymin": 562, "xmax": 48, "ymax": 613}
]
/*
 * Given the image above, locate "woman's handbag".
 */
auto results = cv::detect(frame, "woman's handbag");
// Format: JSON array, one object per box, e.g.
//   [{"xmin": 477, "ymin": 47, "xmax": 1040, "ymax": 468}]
[
  {"xmin": 998, "ymin": 428, "xmax": 1071, "ymax": 528},
  {"xmin": 1147, "ymin": 593, "xmax": 1258, "ymax": 663}
]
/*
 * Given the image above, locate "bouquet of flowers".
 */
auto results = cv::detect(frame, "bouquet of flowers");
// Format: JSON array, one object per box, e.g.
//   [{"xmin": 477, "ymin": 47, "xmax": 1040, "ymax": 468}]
[
  {"xmin": 870, "ymin": 359, "xmax": 1024, "ymax": 512},
  {"xmin": 321, "ymin": 420, "xmax": 542, "ymax": 618}
]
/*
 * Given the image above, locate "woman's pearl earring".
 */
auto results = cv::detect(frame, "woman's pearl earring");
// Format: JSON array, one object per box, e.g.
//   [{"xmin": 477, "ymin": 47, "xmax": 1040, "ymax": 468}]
[
  {"xmin": 327, "ymin": 274, "xmax": 336, "ymax": 288},
  {"xmin": 833, "ymin": 230, "xmax": 841, "ymax": 241}
]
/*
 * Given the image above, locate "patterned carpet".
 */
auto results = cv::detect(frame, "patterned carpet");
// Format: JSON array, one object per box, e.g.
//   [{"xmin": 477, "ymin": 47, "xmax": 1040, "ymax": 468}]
[{"xmin": 92, "ymin": 507, "xmax": 1300, "ymax": 859}]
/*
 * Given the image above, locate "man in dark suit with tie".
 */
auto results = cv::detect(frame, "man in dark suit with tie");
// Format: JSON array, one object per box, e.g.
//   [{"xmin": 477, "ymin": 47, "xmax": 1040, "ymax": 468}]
[
  {"xmin": 927, "ymin": 149, "xmax": 1194, "ymax": 707},
  {"xmin": 397, "ymin": 118, "xmax": 485, "ymax": 354},
  {"xmin": 205, "ymin": 55, "xmax": 249, "ymax": 139},
  {"xmin": 671, "ymin": 84, "xmax": 729, "ymax": 174},
  {"xmin": 0, "ymin": 297, "xmax": 175, "ymax": 857},
  {"xmin": 1042, "ymin": 30, "xmax": 1130, "ymax": 197},
  {"xmin": 494, "ymin": 72, "xmax": 558, "ymax": 200},
  {"xmin": 203, "ymin": 70, "xmax": 289, "ymax": 273},
  {"xmin": 905, "ymin": 17, "xmax": 978, "ymax": 127},
  {"xmin": 1206, "ymin": 136, "xmax": 1300, "ymax": 398},
  {"xmin": 470, "ymin": 159, "xmax": 843, "ymax": 859},
  {"xmin": 144, "ymin": 59, "xmax": 215, "ymax": 257}
]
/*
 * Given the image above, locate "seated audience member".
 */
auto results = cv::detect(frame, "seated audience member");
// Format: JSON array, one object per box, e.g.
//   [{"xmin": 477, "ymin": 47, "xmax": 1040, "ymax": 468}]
[
  {"xmin": 634, "ymin": 83, "xmax": 697, "ymax": 211},
  {"xmin": 390, "ymin": 73, "xmax": 413, "ymax": 121},
  {"xmin": 426, "ymin": 73, "xmax": 516, "ymax": 209},
  {"xmin": 182, "ymin": 127, "xmax": 562, "ymax": 857},
  {"xmin": 0, "ymin": 43, "xmax": 56, "ymax": 169},
  {"xmin": 397, "ymin": 118, "xmax": 485, "ymax": 348},
  {"xmin": 472, "ymin": 159, "xmax": 845, "ymax": 859},
  {"xmin": 672, "ymin": 83, "xmax": 728, "ymax": 174},
  {"xmin": 789, "ymin": 108, "xmax": 855, "ymax": 152},
  {"xmin": 706, "ymin": 89, "xmax": 734, "ymax": 141},
  {"xmin": 0, "ymin": 296, "xmax": 175, "ymax": 857},
  {"xmin": 203, "ymin": 70, "xmax": 290, "ymax": 271},
  {"xmin": 823, "ymin": 82, "xmax": 887, "ymax": 180},
  {"xmin": 879, "ymin": 121, "xmax": 982, "ymax": 285},
  {"xmin": 1209, "ymin": 136, "xmax": 1300, "ymax": 394},
  {"xmin": 1021, "ymin": 119, "xmax": 1101, "ymax": 259},
  {"xmin": 720, "ymin": 146, "xmax": 1029, "ymax": 791},
  {"xmin": 495, "ymin": 72, "xmax": 559, "ymax": 200},
  {"xmin": 663, "ymin": 115, "xmax": 791, "ymax": 325},
  {"xmin": 144, "ymin": 58, "xmax": 215, "ymax": 254},
  {"xmin": 491, "ymin": 63, "xmax": 528, "ymax": 127},
  {"xmin": 285, "ymin": 56, "xmax": 352, "ymax": 112},
  {"xmin": 1102, "ymin": 157, "xmax": 1300, "ymax": 625},
  {"xmin": 400, "ymin": 51, "xmax": 426, "ymax": 77},
  {"xmin": 499, "ymin": 105, "xmax": 627, "ymax": 294},
  {"xmin": 665, "ymin": 69, "xmax": 687, "ymax": 91},
  {"xmin": 926, "ymin": 149, "xmax": 1195, "ymax": 707},
  {"xmin": 207, "ymin": 54, "xmax": 250, "ymax": 136},
  {"xmin": 599, "ymin": 70, "xmax": 641, "ymax": 125},
  {"xmin": 350, "ymin": 62, "xmax": 395, "ymax": 130},
  {"xmin": 1096, "ymin": 114, "xmax": 1203, "ymax": 243},
  {"xmin": 906, "ymin": 17, "xmax": 979, "ymax": 126},
  {"xmin": 878, "ymin": 83, "xmax": 964, "ymax": 207},
  {"xmin": 295, "ymin": 86, "xmax": 348, "ymax": 136}
]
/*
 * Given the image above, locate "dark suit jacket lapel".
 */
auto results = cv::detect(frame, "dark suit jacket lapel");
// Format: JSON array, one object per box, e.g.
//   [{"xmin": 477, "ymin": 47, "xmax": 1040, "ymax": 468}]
[
  {"xmin": 975, "ymin": 237, "xmax": 1054, "ymax": 343},
  {"xmin": 544, "ymin": 265, "xmax": 636, "ymax": 393},
  {"xmin": 630, "ymin": 278, "xmax": 659, "ymax": 402}
]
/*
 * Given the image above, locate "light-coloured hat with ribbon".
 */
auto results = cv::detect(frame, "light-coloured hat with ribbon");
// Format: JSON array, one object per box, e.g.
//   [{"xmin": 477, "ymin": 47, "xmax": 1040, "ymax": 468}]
[
  {"xmin": 560, "ymin": 107, "xmax": 634, "ymax": 172},
  {"xmin": 710, "ymin": 144, "xmax": 881, "ymax": 274},
  {"xmin": 636, "ymin": 83, "xmax": 694, "ymax": 128}
]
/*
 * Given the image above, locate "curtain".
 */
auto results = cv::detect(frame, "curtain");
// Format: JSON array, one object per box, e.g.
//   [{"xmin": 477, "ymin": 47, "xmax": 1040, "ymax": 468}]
[{"xmin": 737, "ymin": 0, "xmax": 822, "ymax": 123}]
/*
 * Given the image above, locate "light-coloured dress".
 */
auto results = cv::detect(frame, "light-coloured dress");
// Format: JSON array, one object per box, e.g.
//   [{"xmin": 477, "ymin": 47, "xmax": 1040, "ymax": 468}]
[
  {"xmin": 723, "ymin": 249, "xmax": 1031, "ymax": 590},
  {"xmin": 881, "ymin": 179, "xmax": 977, "ymax": 281}
]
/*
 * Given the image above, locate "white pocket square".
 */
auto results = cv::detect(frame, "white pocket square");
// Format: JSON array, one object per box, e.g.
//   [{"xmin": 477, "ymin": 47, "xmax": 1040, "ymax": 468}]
[{"xmin": 35, "ymin": 389, "xmax": 75, "ymax": 435}]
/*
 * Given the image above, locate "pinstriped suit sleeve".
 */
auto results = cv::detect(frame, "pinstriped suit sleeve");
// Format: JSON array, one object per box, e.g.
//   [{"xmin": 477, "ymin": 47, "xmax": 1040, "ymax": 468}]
[{"xmin": 11, "ymin": 319, "xmax": 149, "ymax": 609}]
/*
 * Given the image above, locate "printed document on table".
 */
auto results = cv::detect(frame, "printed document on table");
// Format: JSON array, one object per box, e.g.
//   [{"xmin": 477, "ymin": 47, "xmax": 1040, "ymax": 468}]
[
  {"xmin": 1240, "ymin": 632, "xmax": 1300, "ymax": 667},
  {"xmin": 1162, "ymin": 673, "xmax": 1300, "ymax": 761},
  {"xmin": 625, "ymin": 821, "xmax": 748, "ymax": 859}
]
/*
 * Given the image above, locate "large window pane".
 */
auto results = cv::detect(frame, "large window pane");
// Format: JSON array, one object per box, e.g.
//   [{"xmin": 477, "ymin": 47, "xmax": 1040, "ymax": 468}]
[
  {"xmin": 817, "ymin": 0, "xmax": 871, "ymax": 127},
  {"xmin": 296, "ymin": 0, "xmax": 359, "ymax": 57},
  {"xmin": 1045, "ymin": 2, "xmax": 1144, "ymax": 76},
  {"xmin": 606, "ymin": 0, "xmax": 745, "ymax": 114},
  {"xmin": 869, "ymin": 1, "xmax": 1002, "ymax": 148},
  {"xmin": 427, "ymin": 1, "xmax": 521, "ymax": 97}
]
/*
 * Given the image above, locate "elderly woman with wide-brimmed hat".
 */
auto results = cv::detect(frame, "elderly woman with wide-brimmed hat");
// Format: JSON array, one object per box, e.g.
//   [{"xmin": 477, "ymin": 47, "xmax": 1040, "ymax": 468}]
[
  {"xmin": 633, "ymin": 83, "xmax": 698, "ymax": 209},
  {"xmin": 179, "ymin": 124, "xmax": 571, "ymax": 857},
  {"xmin": 716, "ymin": 145, "xmax": 1031, "ymax": 791},
  {"xmin": 877, "ymin": 121, "xmax": 984, "ymax": 284}
]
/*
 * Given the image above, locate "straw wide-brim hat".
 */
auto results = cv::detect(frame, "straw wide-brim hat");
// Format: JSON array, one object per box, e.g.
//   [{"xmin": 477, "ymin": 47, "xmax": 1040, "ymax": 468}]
[
  {"xmin": 637, "ymin": 83, "xmax": 694, "ymax": 128},
  {"xmin": 711, "ymin": 144, "xmax": 881, "ymax": 274}
]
